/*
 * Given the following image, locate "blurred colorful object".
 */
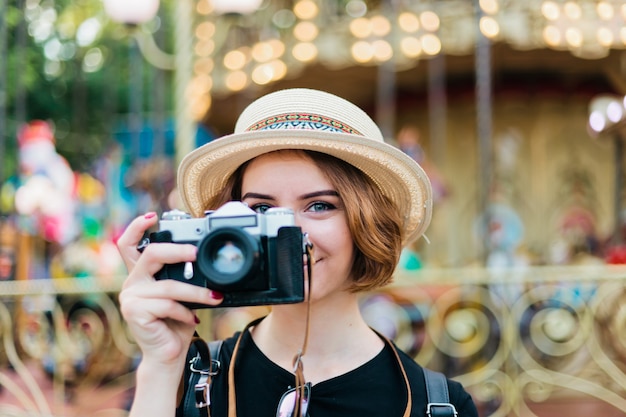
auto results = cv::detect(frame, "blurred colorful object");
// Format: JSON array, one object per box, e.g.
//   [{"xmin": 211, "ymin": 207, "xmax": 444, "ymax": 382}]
[
  {"xmin": 14, "ymin": 120, "xmax": 78, "ymax": 244},
  {"xmin": 474, "ymin": 203, "xmax": 525, "ymax": 253},
  {"xmin": 0, "ymin": 220, "xmax": 17, "ymax": 281},
  {"xmin": 50, "ymin": 238, "xmax": 124, "ymax": 279},
  {"xmin": 399, "ymin": 248, "xmax": 423, "ymax": 271},
  {"xmin": 606, "ymin": 245, "xmax": 626, "ymax": 264}
]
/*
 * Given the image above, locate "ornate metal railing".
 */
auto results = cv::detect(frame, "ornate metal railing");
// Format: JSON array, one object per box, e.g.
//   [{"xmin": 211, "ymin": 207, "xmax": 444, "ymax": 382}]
[{"xmin": 1, "ymin": 265, "xmax": 626, "ymax": 416}]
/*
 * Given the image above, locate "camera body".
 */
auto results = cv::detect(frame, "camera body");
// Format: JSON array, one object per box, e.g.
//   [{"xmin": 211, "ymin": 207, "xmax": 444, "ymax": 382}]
[{"xmin": 150, "ymin": 201, "xmax": 305, "ymax": 308}]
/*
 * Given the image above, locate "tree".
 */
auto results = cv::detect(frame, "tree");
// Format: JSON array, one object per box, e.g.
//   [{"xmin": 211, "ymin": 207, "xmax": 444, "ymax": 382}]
[{"xmin": 2, "ymin": 0, "xmax": 175, "ymax": 177}]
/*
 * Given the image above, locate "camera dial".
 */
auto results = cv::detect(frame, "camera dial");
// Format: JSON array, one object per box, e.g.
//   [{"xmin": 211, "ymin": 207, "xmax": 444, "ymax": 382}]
[{"xmin": 162, "ymin": 209, "xmax": 192, "ymax": 220}]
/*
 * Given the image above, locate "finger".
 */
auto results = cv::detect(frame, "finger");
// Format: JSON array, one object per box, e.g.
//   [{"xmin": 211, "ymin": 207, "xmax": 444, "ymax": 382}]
[
  {"xmin": 117, "ymin": 212, "xmax": 159, "ymax": 271},
  {"xmin": 131, "ymin": 242, "xmax": 198, "ymax": 279},
  {"xmin": 122, "ymin": 273, "xmax": 223, "ymax": 308},
  {"xmin": 120, "ymin": 289, "xmax": 200, "ymax": 327},
  {"xmin": 119, "ymin": 296, "xmax": 198, "ymax": 363}
]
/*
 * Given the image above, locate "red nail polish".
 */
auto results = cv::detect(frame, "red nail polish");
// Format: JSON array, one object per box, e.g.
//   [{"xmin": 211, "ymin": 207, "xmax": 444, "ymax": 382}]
[
  {"xmin": 211, "ymin": 291, "xmax": 224, "ymax": 300},
  {"xmin": 194, "ymin": 314, "xmax": 201, "ymax": 324},
  {"xmin": 144, "ymin": 212, "xmax": 157, "ymax": 219}
]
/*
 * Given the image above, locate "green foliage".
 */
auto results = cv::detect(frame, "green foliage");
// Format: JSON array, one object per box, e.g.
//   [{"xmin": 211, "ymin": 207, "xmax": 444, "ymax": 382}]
[
  {"xmin": 4, "ymin": 4, "xmax": 23, "ymax": 28},
  {"xmin": 2, "ymin": 0, "xmax": 176, "ymax": 174}
]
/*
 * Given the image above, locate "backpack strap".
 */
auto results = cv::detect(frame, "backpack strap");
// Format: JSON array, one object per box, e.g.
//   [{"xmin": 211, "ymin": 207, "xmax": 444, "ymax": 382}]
[
  {"xmin": 177, "ymin": 334, "xmax": 223, "ymax": 417},
  {"xmin": 423, "ymin": 368, "xmax": 458, "ymax": 417},
  {"xmin": 178, "ymin": 332, "xmax": 457, "ymax": 417}
]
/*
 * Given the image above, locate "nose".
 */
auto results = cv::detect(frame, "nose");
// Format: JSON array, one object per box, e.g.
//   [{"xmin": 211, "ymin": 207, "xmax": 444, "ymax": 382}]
[{"xmin": 291, "ymin": 212, "xmax": 312, "ymax": 245}]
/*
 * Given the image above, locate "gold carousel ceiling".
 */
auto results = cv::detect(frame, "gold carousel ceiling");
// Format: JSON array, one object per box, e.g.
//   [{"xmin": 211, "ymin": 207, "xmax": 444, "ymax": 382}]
[{"xmin": 180, "ymin": 0, "xmax": 626, "ymax": 129}]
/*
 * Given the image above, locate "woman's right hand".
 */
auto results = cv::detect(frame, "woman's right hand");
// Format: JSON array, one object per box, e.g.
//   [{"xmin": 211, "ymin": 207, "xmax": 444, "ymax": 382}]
[{"xmin": 116, "ymin": 212, "xmax": 223, "ymax": 368}]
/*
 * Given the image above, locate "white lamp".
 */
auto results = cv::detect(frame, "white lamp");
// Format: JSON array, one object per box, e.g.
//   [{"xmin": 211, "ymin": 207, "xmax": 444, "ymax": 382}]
[
  {"xmin": 210, "ymin": 0, "xmax": 263, "ymax": 15},
  {"xmin": 588, "ymin": 94, "xmax": 626, "ymax": 136},
  {"xmin": 102, "ymin": 0, "xmax": 160, "ymax": 24}
]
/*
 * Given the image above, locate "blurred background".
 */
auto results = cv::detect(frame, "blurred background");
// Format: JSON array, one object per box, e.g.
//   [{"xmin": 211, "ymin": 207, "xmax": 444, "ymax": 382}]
[{"xmin": 2, "ymin": 0, "xmax": 626, "ymax": 416}]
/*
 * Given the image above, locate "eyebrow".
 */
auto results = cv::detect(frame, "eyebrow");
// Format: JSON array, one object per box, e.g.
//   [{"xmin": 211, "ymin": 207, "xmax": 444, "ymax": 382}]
[{"xmin": 241, "ymin": 190, "xmax": 339, "ymax": 200}]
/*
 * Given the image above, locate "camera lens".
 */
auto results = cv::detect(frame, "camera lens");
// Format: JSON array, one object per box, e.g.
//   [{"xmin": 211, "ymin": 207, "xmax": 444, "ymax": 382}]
[
  {"xmin": 196, "ymin": 227, "xmax": 260, "ymax": 290},
  {"xmin": 213, "ymin": 242, "xmax": 245, "ymax": 273}
]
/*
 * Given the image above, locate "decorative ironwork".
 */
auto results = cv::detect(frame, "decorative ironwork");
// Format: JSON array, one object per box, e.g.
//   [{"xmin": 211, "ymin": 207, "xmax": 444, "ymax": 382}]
[
  {"xmin": 0, "ymin": 279, "xmax": 136, "ymax": 416},
  {"xmin": 1, "ymin": 267, "xmax": 626, "ymax": 416}
]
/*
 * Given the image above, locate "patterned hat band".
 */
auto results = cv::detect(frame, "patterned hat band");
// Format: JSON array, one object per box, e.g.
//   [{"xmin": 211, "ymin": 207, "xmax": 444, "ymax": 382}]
[{"xmin": 245, "ymin": 113, "xmax": 363, "ymax": 136}]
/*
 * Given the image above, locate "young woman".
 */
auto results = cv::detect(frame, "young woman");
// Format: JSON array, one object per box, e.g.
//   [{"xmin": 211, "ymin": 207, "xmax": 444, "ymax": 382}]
[{"xmin": 116, "ymin": 88, "xmax": 478, "ymax": 417}]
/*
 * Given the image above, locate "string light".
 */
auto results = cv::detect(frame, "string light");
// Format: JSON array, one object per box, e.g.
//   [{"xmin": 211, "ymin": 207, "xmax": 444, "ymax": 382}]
[
  {"xmin": 188, "ymin": 0, "xmax": 626, "ymax": 118},
  {"xmin": 588, "ymin": 94, "xmax": 626, "ymax": 136}
]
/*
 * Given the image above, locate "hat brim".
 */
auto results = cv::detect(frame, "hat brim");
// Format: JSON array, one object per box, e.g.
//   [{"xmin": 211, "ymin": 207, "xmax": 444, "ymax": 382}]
[{"xmin": 178, "ymin": 129, "xmax": 433, "ymax": 245}]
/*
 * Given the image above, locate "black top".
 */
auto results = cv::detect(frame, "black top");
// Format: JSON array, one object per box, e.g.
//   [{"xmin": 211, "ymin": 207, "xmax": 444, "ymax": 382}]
[{"xmin": 206, "ymin": 330, "xmax": 478, "ymax": 417}]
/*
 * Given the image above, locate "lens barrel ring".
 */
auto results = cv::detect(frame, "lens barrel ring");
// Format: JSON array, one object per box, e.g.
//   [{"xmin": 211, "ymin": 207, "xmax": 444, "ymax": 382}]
[{"xmin": 196, "ymin": 227, "xmax": 260, "ymax": 289}]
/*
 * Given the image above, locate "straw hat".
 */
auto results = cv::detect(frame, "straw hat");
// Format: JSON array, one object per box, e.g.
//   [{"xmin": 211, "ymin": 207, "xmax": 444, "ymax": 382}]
[{"xmin": 178, "ymin": 88, "xmax": 433, "ymax": 244}]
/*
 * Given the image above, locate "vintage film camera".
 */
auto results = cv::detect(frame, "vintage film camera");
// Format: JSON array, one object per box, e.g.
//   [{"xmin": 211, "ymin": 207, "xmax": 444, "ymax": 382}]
[{"xmin": 148, "ymin": 201, "xmax": 306, "ymax": 308}]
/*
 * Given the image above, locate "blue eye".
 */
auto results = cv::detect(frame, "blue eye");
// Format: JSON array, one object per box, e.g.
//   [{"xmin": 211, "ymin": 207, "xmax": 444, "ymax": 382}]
[
  {"xmin": 308, "ymin": 202, "xmax": 335, "ymax": 212},
  {"xmin": 251, "ymin": 203, "xmax": 272, "ymax": 214}
]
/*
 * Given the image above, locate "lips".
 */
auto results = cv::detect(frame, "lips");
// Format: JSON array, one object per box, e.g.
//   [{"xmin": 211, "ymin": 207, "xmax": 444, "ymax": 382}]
[{"xmin": 303, "ymin": 257, "xmax": 321, "ymax": 267}]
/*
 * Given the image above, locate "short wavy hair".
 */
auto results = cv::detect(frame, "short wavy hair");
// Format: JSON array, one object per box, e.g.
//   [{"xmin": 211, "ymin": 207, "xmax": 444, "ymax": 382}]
[{"xmin": 204, "ymin": 149, "xmax": 404, "ymax": 292}]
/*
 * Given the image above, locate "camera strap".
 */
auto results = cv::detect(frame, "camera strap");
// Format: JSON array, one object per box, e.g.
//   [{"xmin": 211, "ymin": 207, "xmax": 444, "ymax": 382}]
[
  {"xmin": 227, "ymin": 239, "xmax": 315, "ymax": 417},
  {"xmin": 290, "ymin": 239, "xmax": 314, "ymax": 417}
]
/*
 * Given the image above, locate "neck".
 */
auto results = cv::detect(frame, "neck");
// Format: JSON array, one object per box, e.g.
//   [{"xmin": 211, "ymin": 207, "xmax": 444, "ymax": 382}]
[{"xmin": 250, "ymin": 292, "xmax": 384, "ymax": 383}]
